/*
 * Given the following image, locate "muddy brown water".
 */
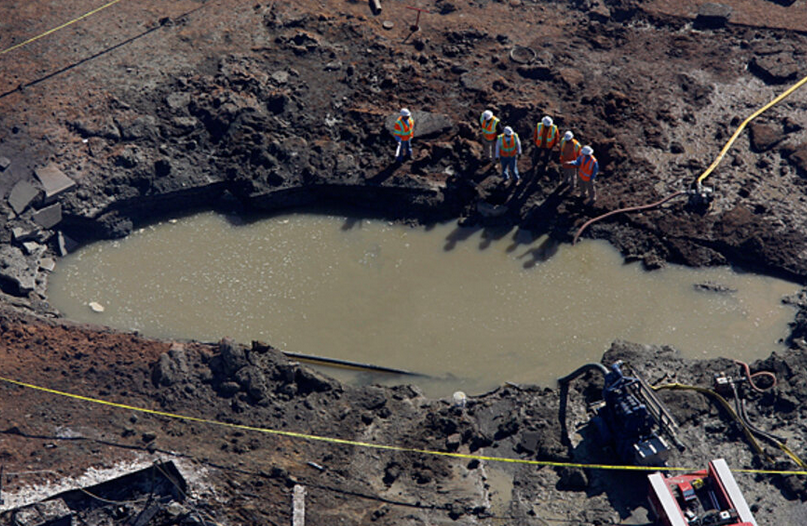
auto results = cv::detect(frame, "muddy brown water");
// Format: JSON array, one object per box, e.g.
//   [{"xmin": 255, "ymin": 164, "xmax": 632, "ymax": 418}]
[{"xmin": 48, "ymin": 212, "xmax": 800, "ymax": 398}]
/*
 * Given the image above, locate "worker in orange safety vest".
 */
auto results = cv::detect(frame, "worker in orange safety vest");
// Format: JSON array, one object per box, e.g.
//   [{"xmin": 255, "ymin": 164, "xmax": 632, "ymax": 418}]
[
  {"xmin": 495, "ymin": 126, "xmax": 522, "ymax": 184},
  {"xmin": 532, "ymin": 115, "xmax": 559, "ymax": 176},
  {"xmin": 393, "ymin": 108, "xmax": 415, "ymax": 162},
  {"xmin": 559, "ymin": 131, "xmax": 582, "ymax": 189},
  {"xmin": 479, "ymin": 109, "xmax": 501, "ymax": 160},
  {"xmin": 564, "ymin": 145, "xmax": 599, "ymax": 204}
]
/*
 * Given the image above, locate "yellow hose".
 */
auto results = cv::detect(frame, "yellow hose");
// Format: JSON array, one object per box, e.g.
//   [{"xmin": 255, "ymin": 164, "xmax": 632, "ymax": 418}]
[{"xmin": 653, "ymin": 382, "xmax": 807, "ymax": 469}]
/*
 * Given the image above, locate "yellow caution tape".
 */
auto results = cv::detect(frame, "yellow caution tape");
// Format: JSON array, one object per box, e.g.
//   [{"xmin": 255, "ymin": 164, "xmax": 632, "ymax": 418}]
[
  {"xmin": 1, "ymin": 375, "xmax": 805, "ymax": 476},
  {"xmin": 697, "ymin": 72, "xmax": 807, "ymax": 185},
  {"xmin": 0, "ymin": 0, "xmax": 126, "ymax": 56}
]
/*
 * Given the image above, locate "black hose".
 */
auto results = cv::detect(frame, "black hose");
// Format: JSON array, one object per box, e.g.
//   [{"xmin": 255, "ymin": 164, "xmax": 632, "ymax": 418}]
[{"xmin": 558, "ymin": 363, "xmax": 608, "ymax": 385}]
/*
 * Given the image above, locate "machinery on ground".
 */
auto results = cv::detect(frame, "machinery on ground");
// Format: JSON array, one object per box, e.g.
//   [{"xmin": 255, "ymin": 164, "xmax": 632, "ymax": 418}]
[
  {"xmin": 648, "ymin": 458, "xmax": 758, "ymax": 526},
  {"xmin": 559, "ymin": 361, "xmax": 684, "ymax": 466}
]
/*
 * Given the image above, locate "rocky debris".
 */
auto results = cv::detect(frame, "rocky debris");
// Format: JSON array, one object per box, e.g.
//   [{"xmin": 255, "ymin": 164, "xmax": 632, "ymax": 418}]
[
  {"xmin": 0, "ymin": 245, "xmax": 37, "ymax": 294},
  {"xmin": 786, "ymin": 143, "xmax": 807, "ymax": 177},
  {"xmin": 749, "ymin": 52, "xmax": 800, "ymax": 84},
  {"xmin": 0, "ymin": 157, "xmax": 11, "ymax": 171},
  {"xmin": 7, "ymin": 180, "xmax": 40, "ymax": 215},
  {"xmin": 153, "ymin": 343, "xmax": 190, "ymax": 387},
  {"xmin": 33, "ymin": 164, "xmax": 75, "ymax": 204},
  {"xmin": 748, "ymin": 122, "xmax": 785, "ymax": 152},
  {"xmin": 694, "ymin": 3, "xmax": 732, "ymax": 29},
  {"xmin": 31, "ymin": 203, "xmax": 62, "ymax": 229}
]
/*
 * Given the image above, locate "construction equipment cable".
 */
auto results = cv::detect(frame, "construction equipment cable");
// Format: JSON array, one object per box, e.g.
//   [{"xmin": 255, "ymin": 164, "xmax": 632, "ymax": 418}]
[
  {"xmin": 0, "ymin": 0, "xmax": 127, "ymax": 56},
  {"xmin": 574, "ymin": 69, "xmax": 807, "ymax": 244}
]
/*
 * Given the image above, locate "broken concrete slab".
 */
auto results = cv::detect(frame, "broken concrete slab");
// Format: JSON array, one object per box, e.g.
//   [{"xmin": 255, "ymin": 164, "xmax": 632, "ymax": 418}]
[
  {"xmin": 7, "ymin": 179, "xmax": 41, "ymax": 215},
  {"xmin": 32, "ymin": 202, "xmax": 62, "ymax": 229},
  {"xmin": 12, "ymin": 225, "xmax": 40, "ymax": 242},
  {"xmin": 21, "ymin": 241, "xmax": 45, "ymax": 257},
  {"xmin": 0, "ymin": 156, "xmax": 10, "ymax": 171},
  {"xmin": 33, "ymin": 163, "xmax": 76, "ymax": 204},
  {"xmin": 39, "ymin": 257, "xmax": 56, "ymax": 272},
  {"xmin": 0, "ymin": 245, "xmax": 37, "ymax": 293},
  {"xmin": 58, "ymin": 231, "xmax": 79, "ymax": 256}
]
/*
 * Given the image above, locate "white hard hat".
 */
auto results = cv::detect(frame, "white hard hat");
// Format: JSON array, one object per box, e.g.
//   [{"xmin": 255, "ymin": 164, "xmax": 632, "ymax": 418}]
[
  {"xmin": 504, "ymin": 126, "xmax": 513, "ymax": 136},
  {"xmin": 581, "ymin": 145, "xmax": 593, "ymax": 155},
  {"xmin": 482, "ymin": 110, "xmax": 493, "ymax": 121},
  {"xmin": 564, "ymin": 131, "xmax": 574, "ymax": 141},
  {"xmin": 542, "ymin": 116, "xmax": 553, "ymax": 126},
  {"xmin": 400, "ymin": 108, "xmax": 411, "ymax": 117}
]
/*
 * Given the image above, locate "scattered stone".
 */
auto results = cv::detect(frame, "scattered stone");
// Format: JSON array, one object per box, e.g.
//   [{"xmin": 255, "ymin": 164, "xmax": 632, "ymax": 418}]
[
  {"xmin": 21, "ymin": 241, "xmax": 44, "ymax": 256},
  {"xmin": 324, "ymin": 60, "xmax": 342, "ymax": 71},
  {"xmin": 39, "ymin": 257, "xmax": 56, "ymax": 272},
  {"xmin": 750, "ymin": 52, "xmax": 799, "ymax": 84},
  {"xmin": 33, "ymin": 163, "xmax": 76, "ymax": 204},
  {"xmin": 31, "ymin": 202, "xmax": 62, "ymax": 229},
  {"xmin": 12, "ymin": 226, "xmax": 39, "ymax": 242},
  {"xmin": 142, "ymin": 431, "xmax": 157, "ymax": 443},
  {"xmin": 271, "ymin": 70, "xmax": 289, "ymax": 84},
  {"xmin": 166, "ymin": 91, "xmax": 191, "ymax": 111},
  {"xmin": 459, "ymin": 72, "xmax": 488, "ymax": 92},
  {"xmin": 0, "ymin": 156, "xmax": 10, "ymax": 171},
  {"xmin": 748, "ymin": 122, "xmax": 784, "ymax": 152},
  {"xmin": 558, "ymin": 67, "xmax": 584, "ymax": 88},
  {"xmin": 382, "ymin": 21, "xmax": 394, "ymax": 30},
  {"xmin": 694, "ymin": 3, "xmax": 732, "ymax": 29},
  {"xmin": 787, "ymin": 143, "xmax": 807, "ymax": 176},
  {"xmin": 88, "ymin": 301, "xmax": 105, "ymax": 313},
  {"xmin": 518, "ymin": 431, "xmax": 540, "ymax": 454},
  {"xmin": 8, "ymin": 179, "xmax": 41, "ymax": 214}
]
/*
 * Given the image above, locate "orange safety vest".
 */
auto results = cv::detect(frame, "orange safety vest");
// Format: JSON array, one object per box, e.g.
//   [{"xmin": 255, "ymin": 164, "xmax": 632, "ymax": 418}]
[
  {"xmin": 559, "ymin": 138, "xmax": 582, "ymax": 163},
  {"xmin": 578, "ymin": 155, "xmax": 598, "ymax": 181},
  {"xmin": 534, "ymin": 123, "xmax": 558, "ymax": 149},
  {"xmin": 480, "ymin": 114, "xmax": 500, "ymax": 141},
  {"xmin": 394, "ymin": 117, "xmax": 414, "ymax": 141},
  {"xmin": 498, "ymin": 133, "xmax": 519, "ymax": 157}
]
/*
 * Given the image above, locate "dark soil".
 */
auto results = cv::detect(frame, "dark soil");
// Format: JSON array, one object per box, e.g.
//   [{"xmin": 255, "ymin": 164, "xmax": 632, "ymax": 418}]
[{"xmin": 1, "ymin": 0, "xmax": 806, "ymax": 524}]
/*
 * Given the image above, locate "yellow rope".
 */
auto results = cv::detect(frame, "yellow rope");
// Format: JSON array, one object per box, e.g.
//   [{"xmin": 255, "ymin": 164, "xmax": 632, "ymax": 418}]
[
  {"xmin": 0, "ymin": 0, "xmax": 126, "ymax": 56},
  {"xmin": 1, "ymin": 375, "xmax": 805, "ymax": 476}
]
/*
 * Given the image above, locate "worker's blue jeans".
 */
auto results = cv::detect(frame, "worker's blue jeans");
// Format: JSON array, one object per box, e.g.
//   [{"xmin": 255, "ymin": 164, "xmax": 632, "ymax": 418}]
[
  {"xmin": 499, "ymin": 156, "xmax": 519, "ymax": 180},
  {"xmin": 396, "ymin": 139, "xmax": 412, "ymax": 161}
]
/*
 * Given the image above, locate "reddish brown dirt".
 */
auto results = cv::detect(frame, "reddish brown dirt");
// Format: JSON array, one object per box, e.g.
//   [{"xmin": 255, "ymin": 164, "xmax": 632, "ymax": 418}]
[{"xmin": 1, "ymin": 0, "xmax": 807, "ymax": 525}]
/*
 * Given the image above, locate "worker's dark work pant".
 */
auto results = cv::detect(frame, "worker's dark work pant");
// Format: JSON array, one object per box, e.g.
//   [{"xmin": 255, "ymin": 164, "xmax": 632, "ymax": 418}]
[
  {"xmin": 533, "ymin": 147, "xmax": 554, "ymax": 174},
  {"xmin": 396, "ymin": 139, "xmax": 412, "ymax": 161}
]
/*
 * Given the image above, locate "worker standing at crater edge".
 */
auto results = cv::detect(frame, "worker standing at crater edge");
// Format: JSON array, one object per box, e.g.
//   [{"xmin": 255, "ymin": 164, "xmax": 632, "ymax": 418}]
[
  {"xmin": 393, "ymin": 108, "xmax": 415, "ymax": 163},
  {"xmin": 479, "ymin": 109, "xmax": 500, "ymax": 161},
  {"xmin": 564, "ymin": 145, "xmax": 599, "ymax": 204}
]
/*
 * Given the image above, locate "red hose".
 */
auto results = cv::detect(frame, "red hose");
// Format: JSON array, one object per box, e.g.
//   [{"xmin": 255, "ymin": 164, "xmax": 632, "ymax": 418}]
[
  {"xmin": 572, "ymin": 191, "xmax": 686, "ymax": 245},
  {"xmin": 735, "ymin": 360, "xmax": 777, "ymax": 393}
]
